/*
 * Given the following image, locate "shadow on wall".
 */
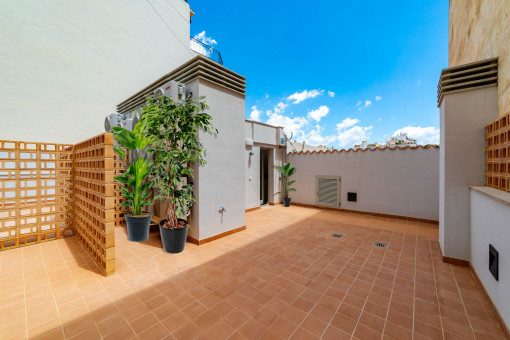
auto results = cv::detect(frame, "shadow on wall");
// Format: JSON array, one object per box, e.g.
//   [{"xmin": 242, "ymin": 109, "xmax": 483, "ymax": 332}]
[{"xmin": 37, "ymin": 207, "xmax": 447, "ymax": 339}]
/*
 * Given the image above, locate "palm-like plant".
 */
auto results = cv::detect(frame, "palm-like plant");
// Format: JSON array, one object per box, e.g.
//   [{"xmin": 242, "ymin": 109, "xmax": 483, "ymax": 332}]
[
  {"xmin": 112, "ymin": 122, "xmax": 154, "ymax": 216},
  {"xmin": 274, "ymin": 162, "xmax": 297, "ymax": 199}
]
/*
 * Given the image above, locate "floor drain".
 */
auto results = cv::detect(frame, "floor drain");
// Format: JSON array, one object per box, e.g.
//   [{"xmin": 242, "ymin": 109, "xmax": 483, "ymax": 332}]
[
  {"xmin": 374, "ymin": 242, "xmax": 388, "ymax": 248},
  {"xmin": 332, "ymin": 234, "xmax": 344, "ymax": 238}
]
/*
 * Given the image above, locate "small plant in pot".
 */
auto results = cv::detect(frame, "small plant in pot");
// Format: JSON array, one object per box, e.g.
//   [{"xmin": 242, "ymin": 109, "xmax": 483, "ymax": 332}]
[
  {"xmin": 274, "ymin": 162, "xmax": 297, "ymax": 207},
  {"xmin": 142, "ymin": 94, "xmax": 214, "ymax": 253},
  {"xmin": 112, "ymin": 122, "xmax": 154, "ymax": 242}
]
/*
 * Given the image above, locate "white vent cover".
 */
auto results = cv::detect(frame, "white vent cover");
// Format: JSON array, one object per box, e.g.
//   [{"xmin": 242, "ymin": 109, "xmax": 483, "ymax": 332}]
[{"xmin": 316, "ymin": 176, "xmax": 340, "ymax": 207}]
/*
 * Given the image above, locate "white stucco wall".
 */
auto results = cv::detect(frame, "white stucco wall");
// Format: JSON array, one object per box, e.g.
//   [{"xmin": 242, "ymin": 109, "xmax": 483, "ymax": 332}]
[
  {"xmin": 470, "ymin": 187, "xmax": 510, "ymax": 327},
  {"xmin": 190, "ymin": 79, "xmax": 246, "ymax": 240},
  {"xmin": 0, "ymin": 0, "xmax": 194, "ymax": 144},
  {"xmin": 287, "ymin": 147, "xmax": 440, "ymax": 221},
  {"xmin": 439, "ymin": 86, "xmax": 499, "ymax": 260},
  {"xmin": 244, "ymin": 121, "xmax": 285, "ymax": 211}
]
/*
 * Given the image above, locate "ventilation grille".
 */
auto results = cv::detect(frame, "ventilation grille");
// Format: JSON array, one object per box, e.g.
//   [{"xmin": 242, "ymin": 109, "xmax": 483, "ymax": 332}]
[
  {"xmin": 332, "ymin": 234, "xmax": 343, "ymax": 238},
  {"xmin": 437, "ymin": 57, "xmax": 498, "ymax": 106},
  {"xmin": 317, "ymin": 177, "xmax": 339, "ymax": 207},
  {"xmin": 374, "ymin": 242, "xmax": 388, "ymax": 248}
]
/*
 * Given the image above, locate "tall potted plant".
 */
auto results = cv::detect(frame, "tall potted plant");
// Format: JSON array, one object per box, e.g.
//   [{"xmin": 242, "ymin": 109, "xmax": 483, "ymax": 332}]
[
  {"xmin": 112, "ymin": 122, "xmax": 154, "ymax": 242},
  {"xmin": 274, "ymin": 162, "xmax": 297, "ymax": 207},
  {"xmin": 142, "ymin": 94, "xmax": 214, "ymax": 253}
]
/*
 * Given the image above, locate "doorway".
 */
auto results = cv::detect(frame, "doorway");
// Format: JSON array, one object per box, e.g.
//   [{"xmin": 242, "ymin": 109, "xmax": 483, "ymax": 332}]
[{"xmin": 260, "ymin": 149, "xmax": 269, "ymax": 205}]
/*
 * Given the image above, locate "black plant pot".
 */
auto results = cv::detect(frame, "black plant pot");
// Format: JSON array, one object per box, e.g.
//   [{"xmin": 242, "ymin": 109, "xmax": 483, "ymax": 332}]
[
  {"xmin": 282, "ymin": 198, "xmax": 292, "ymax": 207},
  {"xmin": 125, "ymin": 213, "xmax": 152, "ymax": 242},
  {"xmin": 159, "ymin": 219, "xmax": 189, "ymax": 253}
]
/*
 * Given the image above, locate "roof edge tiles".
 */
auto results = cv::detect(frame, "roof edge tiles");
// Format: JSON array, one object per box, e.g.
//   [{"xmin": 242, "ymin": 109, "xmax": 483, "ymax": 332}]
[
  {"xmin": 289, "ymin": 144, "xmax": 439, "ymax": 155},
  {"xmin": 117, "ymin": 55, "xmax": 246, "ymax": 114}
]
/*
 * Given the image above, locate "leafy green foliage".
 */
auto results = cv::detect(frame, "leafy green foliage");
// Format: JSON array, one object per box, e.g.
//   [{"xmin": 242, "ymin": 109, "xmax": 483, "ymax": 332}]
[
  {"xmin": 274, "ymin": 162, "xmax": 297, "ymax": 199},
  {"xmin": 112, "ymin": 122, "xmax": 154, "ymax": 216},
  {"xmin": 141, "ymin": 94, "xmax": 214, "ymax": 228}
]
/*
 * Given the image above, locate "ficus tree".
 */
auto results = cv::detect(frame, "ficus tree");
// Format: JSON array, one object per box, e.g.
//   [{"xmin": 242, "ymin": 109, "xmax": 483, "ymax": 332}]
[
  {"xmin": 274, "ymin": 162, "xmax": 297, "ymax": 199},
  {"xmin": 112, "ymin": 122, "xmax": 154, "ymax": 216},
  {"xmin": 141, "ymin": 94, "xmax": 214, "ymax": 229}
]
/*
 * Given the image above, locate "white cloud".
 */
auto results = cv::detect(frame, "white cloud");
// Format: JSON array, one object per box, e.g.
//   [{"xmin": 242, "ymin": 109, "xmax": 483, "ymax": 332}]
[
  {"xmin": 365, "ymin": 100, "xmax": 372, "ymax": 108},
  {"xmin": 249, "ymin": 106, "xmax": 262, "ymax": 122},
  {"xmin": 266, "ymin": 113, "xmax": 308, "ymax": 137},
  {"xmin": 393, "ymin": 126, "xmax": 440, "ymax": 144},
  {"xmin": 335, "ymin": 118, "xmax": 372, "ymax": 148},
  {"xmin": 272, "ymin": 102, "xmax": 287, "ymax": 114},
  {"xmin": 327, "ymin": 91, "xmax": 335, "ymax": 98},
  {"xmin": 377, "ymin": 118, "xmax": 382, "ymax": 122},
  {"xmin": 416, "ymin": 80, "xmax": 422, "ymax": 86},
  {"xmin": 194, "ymin": 31, "xmax": 217, "ymax": 46},
  {"xmin": 287, "ymin": 89, "xmax": 324, "ymax": 104},
  {"xmin": 337, "ymin": 125, "xmax": 373, "ymax": 148},
  {"xmin": 375, "ymin": 96, "xmax": 382, "ymax": 101},
  {"xmin": 265, "ymin": 93, "xmax": 269, "ymax": 99},
  {"xmin": 307, "ymin": 105, "xmax": 329, "ymax": 122},
  {"xmin": 336, "ymin": 117, "xmax": 359, "ymax": 130},
  {"xmin": 356, "ymin": 100, "xmax": 362, "ymax": 107}
]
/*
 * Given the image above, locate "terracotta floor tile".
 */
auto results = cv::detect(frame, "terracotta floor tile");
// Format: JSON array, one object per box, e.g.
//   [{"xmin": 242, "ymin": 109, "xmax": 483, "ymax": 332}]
[{"xmin": 0, "ymin": 207, "xmax": 506, "ymax": 339}]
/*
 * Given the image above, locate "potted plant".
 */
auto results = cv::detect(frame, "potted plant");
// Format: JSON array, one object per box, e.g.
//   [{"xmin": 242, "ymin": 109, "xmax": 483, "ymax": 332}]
[
  {"xmin": 141, "ymin": 94, "xmax": 214, "ymax": 253},
  {"xmin": 112, "ymin": 122, "xmax": 154, "ymax": 242},
  {"xmin": 274, "ymin": 162, "xmax": 297, "ymax": 207}
]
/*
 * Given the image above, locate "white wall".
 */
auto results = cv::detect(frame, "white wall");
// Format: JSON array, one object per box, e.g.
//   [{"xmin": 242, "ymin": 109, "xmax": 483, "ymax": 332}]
[
  {"xmin": 287, "ymin": 147, "xmax": 439, "ymax": 221},
  {"xmin": 0, "ymin": 0, "xmax": 194, "ymax": 144},
  {"xmin": 191, "ymin": 79, "xmax": 246, "ymax": 240},
  {"xmin": 471, "ymin": 187, "xmax": 510, "ymax": 327},
  {"xmin": 244, "ymin": 121, "xmax": 285, "ymax": 211},
  {"xmin": 439, "ymin": 87, "xmax": 499, "ymax": 260}
]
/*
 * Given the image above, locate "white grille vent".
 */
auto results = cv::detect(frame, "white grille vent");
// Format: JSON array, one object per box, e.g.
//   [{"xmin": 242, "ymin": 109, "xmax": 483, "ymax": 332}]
[{"xmin": 316, "ymin": 176, "xmax": 340, "ymax": 207}]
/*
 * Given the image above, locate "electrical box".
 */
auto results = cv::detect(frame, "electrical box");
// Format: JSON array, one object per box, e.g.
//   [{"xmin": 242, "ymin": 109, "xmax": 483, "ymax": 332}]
[{"xmin": 277, "ymin": 128, "xmax": 285, "ymax": 146}]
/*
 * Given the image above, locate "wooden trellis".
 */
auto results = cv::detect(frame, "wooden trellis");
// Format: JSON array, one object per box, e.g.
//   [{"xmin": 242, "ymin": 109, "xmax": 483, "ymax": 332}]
[
  {"xmin": 0, "ymin": 133, "xmax": 119, "ymax": 276},
  {"xmin": 486, "ymin": 112, "xmax": 510, "ymax": 192}
]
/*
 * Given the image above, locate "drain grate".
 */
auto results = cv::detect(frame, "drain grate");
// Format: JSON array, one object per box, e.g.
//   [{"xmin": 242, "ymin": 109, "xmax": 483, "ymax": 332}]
[
  {"xmin": 332, "ymin": 234, "xmax": 344, "ymax": 238},
  {"xmin": 374, "ymin": 242, "xmax": 388, "ymax": 248}
]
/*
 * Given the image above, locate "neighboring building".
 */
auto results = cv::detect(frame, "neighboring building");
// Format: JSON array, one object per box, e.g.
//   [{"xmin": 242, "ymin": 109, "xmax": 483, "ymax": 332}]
[
  {"xmin": 439, "ymin": 0, "xmax": 510, "ymax": 329},
  {"xmin": 287, "ymin": 140, "xmax": 328, "ymax": 153},
  {"xmin": 0, "ymin": 0, "xmax": 201, "ymax": 144},
  {"xmin": 385, "ymin": 132, "xmax": 417, "ymax": 148},
  {"xmin": 353, "ymin": 141, "xmax": 382, "ymax": 150}
]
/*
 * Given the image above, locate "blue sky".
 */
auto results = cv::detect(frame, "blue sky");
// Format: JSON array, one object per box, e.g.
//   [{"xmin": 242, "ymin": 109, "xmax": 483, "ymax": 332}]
[{"xmin": 190, "ymin": 1, "xmax": 448, "ymax": 148}]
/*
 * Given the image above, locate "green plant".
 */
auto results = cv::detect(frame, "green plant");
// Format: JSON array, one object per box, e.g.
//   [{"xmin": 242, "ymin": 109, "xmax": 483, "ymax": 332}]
[
  {"xmin": 141, "ymin": 94, "xmax": 214, "ymax": 229},
  {"xmin": 112, "ymin": 121, "xmax": 154, "ymax": 216},
  {"xmin": 274, "ymin": 162, "xmax": 297, "ymax": 199}
]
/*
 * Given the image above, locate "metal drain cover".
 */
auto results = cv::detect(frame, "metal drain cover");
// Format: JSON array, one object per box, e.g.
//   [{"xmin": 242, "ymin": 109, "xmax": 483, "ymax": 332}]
[
  {"xmin": 332, "ymin": 234, "xmax": 344, "ymax": 238},
  {"xmin": 374, "ymin": 242, "xmax": 388, "ymax": 248}
]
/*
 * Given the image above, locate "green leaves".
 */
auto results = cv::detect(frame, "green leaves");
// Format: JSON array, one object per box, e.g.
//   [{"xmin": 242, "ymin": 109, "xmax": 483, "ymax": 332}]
[
  {"xmin": 274, "ymin": 162, "xmax": 297, "ymax": 199},
  {"xmin": 113, "ymin": 120, "xmax": 154, "ymax": 216}
]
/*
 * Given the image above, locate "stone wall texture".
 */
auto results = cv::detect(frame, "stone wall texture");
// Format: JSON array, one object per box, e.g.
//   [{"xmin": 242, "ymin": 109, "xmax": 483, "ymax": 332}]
[{"xmin": 449, "ymin": 0, "xmax": 510, "ymax": 116}]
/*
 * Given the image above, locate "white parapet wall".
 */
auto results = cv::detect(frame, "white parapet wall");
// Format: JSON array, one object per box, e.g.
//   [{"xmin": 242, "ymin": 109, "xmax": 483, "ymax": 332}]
[
  {"xmin": 287, "ymin": 146, "xmax": 439, "ymax": 221},
  {"xmin": 470, "ymin": 186, "xmax": 510, "ymax": 328}
]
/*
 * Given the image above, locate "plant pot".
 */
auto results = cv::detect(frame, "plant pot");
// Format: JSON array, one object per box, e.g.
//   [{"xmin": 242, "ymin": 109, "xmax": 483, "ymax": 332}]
[
  {"xmin": 125, "ymin": 212, "xmax": 152, "ymax": 242},
  {"xmin": 282, "ymin": 198, "xmax": 292, "ymax": 207},
  {"xmin": 159, "ymin": 219, "xmax": 189, "ymax": 253}
]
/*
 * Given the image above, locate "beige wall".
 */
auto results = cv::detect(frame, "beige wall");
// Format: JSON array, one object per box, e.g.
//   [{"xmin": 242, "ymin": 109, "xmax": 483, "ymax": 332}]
[
  {"xmin": 449, "ymin": 0, "xmax": 510, "ymax": 116},
  {"xmin": 0, "ymin": 0, "xmax": 194, "ymax": 144},
  {"xmin": 288, "ymin": 147, "xmax": 440, "ymax": 221}
]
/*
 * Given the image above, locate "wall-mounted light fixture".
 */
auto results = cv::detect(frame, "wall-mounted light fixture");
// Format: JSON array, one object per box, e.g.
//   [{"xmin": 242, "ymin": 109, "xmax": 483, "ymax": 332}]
[{"xmin": 249, "ymin": 151, "xmax": 255, "ymax": 156}]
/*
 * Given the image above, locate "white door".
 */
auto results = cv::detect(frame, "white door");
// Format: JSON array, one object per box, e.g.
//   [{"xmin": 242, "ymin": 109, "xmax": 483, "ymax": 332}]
[{"xmin": 316, "ymin": 176, "xmax": 341, "ymax": 207}]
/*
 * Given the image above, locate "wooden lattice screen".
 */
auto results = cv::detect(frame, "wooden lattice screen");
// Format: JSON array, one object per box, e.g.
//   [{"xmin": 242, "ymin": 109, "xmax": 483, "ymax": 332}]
[
  {"xmin": 0, "ymin": 133, "xmax": 120, "ymax": 276},
  {"xmin": 486, "ymin": 112, "xmax": 510, "ymax": 192}
]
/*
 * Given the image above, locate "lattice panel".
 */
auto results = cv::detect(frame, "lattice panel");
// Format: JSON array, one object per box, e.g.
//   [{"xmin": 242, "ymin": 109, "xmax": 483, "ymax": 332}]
[
  {"xmin": 486, "ymin": 112, "xmax": 510, "ymax": 192},
  {"xmin": 73, "ymin": 133, "xmax": 116, "ymax": 276},
  {"xmin": 0, "ymin": 140, "xmax": 74, "ymax": 250}
]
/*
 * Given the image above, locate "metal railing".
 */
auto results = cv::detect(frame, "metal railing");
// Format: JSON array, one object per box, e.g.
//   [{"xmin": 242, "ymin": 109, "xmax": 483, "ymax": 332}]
[{"xmin": 190, "ymin": 37, "xmax": 223, "ymax": 65}]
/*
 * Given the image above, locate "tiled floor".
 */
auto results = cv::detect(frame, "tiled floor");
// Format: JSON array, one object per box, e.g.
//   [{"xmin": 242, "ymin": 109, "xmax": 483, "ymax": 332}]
[{"xmin": 0, "ymin": 206, "xmax": 506, "ymax": 340}]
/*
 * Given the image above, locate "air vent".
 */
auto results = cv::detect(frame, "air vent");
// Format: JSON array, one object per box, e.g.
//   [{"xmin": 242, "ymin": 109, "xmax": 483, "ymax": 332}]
[
  {"xmin": 437, "ymin": 57, "xmax": 498, "ymax": 106},
  {"xmin": 316, "ymin": 176, "xmax": 340, "ymax": 207},
  {"xmin": 374, "ymin": 242, "xmax": 388, "ymax": 248},
  {"xmin": 332, "ymin": 234, "xmax": 343, "ymax": 238}
]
